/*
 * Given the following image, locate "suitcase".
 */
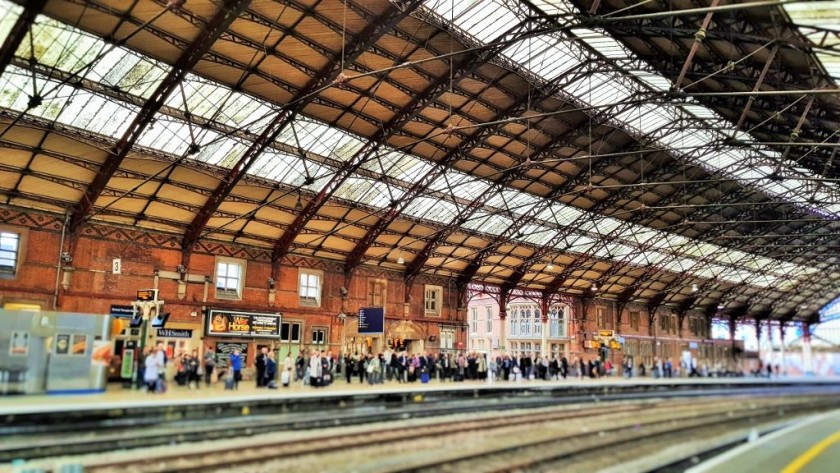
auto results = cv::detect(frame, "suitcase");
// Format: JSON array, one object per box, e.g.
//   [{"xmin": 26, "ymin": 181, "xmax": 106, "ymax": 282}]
[
  {"xmin": 224, "ymin": 376, "xmax": 235, "ymax": 390},
  {"xmin": 281, "ymin": 370, "xmax": 290, "ymax": 387},
  {"xmin": 156, "ymin": 378, "xmax": 167, "ymax": 393},
  {"xmin": 267, "ymin": 380, "xmax": 278, "ymax": 389},
  {"xmin": 323, "ymin": 373, "xmax": 331, "ymax": 385}
]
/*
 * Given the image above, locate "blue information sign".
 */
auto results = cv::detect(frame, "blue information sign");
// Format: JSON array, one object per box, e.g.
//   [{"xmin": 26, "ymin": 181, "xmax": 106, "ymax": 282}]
[{"xmin": 358, "ymin": 307, "xmax": 384, "ymax": 334}]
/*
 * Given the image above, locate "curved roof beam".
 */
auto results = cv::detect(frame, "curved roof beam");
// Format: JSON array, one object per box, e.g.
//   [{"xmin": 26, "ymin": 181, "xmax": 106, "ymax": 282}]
[
  {"xmin": 343, "ymin": 52, "xmax": 598, "ymax": 284},
  {"xmin": 270, "ymin": 16, "xmax": 562, "ymax": 273},
  {"xmin": 66, "ymin": 0, "xmax": 252, "ymax": 238},
  {"xmin": 179, "ymin": 0, "xmax": 426, "ymax": 267}
]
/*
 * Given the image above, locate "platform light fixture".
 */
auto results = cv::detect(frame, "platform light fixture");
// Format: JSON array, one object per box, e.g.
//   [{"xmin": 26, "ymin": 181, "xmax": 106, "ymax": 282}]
[
  {"xmin": 691, "ymin": 283, "xmax": 698, "ymax": 293},
  {"xmin": 547, "ymin": 262, "xmax": 554, "ymax": 270},
  {"xmin": 294, "ymin": 194, "xmax": 303, "ymax": 211},
  {"xmin": 591, "ymin": 282, "xmax": 598, "ymax": 292},
  {"xmin": 397, "ymin": 254, "xmax": 404, "ymax": 265}
]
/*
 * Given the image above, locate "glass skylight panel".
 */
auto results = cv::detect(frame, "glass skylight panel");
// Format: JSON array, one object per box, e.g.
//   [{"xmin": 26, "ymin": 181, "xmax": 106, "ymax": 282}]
[
  {"xmin": 335, "ymin": 177, "xmax": 405, "ymax": 209},
  {"xmin": 0, "ymin": 67, "xmax": 138, "ymax": 138},
  {"xmin": 454, "ymin": 2, "xmax": 516, "ymax": 43},
  {"xmin": 0, "ymin": 1, "xmax": 21, "ymax": 46},
  {"xmin": 429, "ymin": 169, "xmax": 490, "ymax": 200},
  {"xmin": 518, "ymin": 224, "xmax": 555, "ymax": 245},
  {"xmin": 570, "ymin": 28, "xmax": 628, "ymax": 60},
  {"xmin": 251, "ymin": 150, "xmax": 315, "ymax": 186},
  {"xmin": 404, "ymin": 197, "xmax": 458, "ymax": 224},
  {"xmin": 462, "ymin": 211, "xmax": 511, "ymax": 236},
  {"xmin": 21, "ymin": 17, "xmax": 169, "ymax": 99},
  {"xmin": 167, "ymin": 75, "xmax": 275, "ymax": 134},
  {"xmin": 364, "ymin": 151, "xmax": 434, "ymax": 183},
  {"xmin": 136, "ymin": 115, "xmax": 194, "ymax": 156},
  {"xmin": 280, "ymin": 118, "xmax": 365, "ymax": 162}
]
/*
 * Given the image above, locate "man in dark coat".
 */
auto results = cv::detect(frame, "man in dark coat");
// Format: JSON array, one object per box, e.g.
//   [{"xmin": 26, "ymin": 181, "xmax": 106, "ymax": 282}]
[{"xmin": 255, "ymin": 347, "xmax": 268, "ymax": 387}]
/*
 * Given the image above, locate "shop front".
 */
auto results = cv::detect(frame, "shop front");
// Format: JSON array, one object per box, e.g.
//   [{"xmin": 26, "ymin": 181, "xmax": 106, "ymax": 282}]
[{"xmin": 386, "ymin": 320, "xmax": 426, "ymax": 355}]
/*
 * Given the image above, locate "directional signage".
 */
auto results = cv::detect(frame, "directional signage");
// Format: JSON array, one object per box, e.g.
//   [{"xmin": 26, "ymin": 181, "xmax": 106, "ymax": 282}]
[
  {"xmin": 358, "ymin": 307, "xmax": 384, "ymax": 334},
  {"xmin": 598, "ymin": 330, "xmax": 614, "ymax": 338}
]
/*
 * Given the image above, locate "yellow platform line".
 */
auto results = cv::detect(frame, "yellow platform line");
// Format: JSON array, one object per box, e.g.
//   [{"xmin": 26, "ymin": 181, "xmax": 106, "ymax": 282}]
[{"xmin": 781, "ymin": 430, "xmax": 840, "ymax": 473}]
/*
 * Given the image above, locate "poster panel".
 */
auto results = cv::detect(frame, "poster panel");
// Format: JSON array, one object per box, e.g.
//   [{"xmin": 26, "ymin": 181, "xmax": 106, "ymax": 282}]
[{"xmin": 206, "ymin": 309, "xmax": 281, "ymax": 338}]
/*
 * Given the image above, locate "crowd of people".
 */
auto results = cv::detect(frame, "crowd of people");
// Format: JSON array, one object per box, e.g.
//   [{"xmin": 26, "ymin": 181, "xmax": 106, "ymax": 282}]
[{"xmin": 138, "ymin": 345, "xmax": 754, "ymax": 394}]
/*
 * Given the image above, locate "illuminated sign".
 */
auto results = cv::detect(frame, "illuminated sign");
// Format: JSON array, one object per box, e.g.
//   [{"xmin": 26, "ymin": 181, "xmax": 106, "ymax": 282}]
[
  {"xmin": 206, "ymin": 309, "xmax": 281, "ymax": 338},
  {"xmin": 598, "ymin": 330, "xmax": 614, "ymax": 338},
  {"xmin": 136, "ymin": 289, "xmax": 158, "ymax": 301}
]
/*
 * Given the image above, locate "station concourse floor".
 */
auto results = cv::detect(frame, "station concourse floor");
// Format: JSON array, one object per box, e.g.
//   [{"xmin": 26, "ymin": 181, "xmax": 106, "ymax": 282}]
[
  {"xmin": 1, "ymin": 375, "xmax": 836, "ymax": 416},
  {"xmin": 689, "ymin": 409, "xmax": 840, "ymax": 473}
]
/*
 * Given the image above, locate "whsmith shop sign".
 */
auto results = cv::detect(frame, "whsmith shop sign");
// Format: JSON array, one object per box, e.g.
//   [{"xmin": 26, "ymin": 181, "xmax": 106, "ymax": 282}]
[{"xmin": 205, "ymin": 309, "xmax": 281, "ymax": 339}]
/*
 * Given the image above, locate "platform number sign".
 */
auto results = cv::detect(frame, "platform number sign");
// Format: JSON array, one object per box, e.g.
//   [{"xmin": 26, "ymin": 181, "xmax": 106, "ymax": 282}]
[{"xmin": 112, "ymin": 258, "xmax": 122, "ymax": 274}]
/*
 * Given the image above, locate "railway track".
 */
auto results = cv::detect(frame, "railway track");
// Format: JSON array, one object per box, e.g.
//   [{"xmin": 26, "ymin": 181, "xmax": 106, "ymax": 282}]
[
  {"xmin": 3, "ymin": 385, "xmax": 824, "ymax": 462},
  {"xmin": 21, "ymin": 390, "xmax": 840, "ymax": 473}
]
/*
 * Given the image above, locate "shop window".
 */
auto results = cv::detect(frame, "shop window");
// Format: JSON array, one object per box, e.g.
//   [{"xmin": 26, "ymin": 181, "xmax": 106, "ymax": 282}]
[
  {"xmin": 312, "ymin": 328, "xmax": 327, "ymax": 345},
  {"xmin": 485, "ymin": 306, "xmax": 493, "ymax": 334},
  {"xmin": 0, "ymin": 230, "xmax": 23, "ymax": 279},
  {"xmin": 424, "ymin": 285, "xmax": 442, "ymax": 316},
  {"xmin": 440, "ymin": 329, "xmax": 454, "ymax": 350},
  {"xmin": 281, "ymin": 321, "xmax": 302, "ymax": 343},
  {"xmin": 215, "ymin": 257, "xmax": 245, "ymax": 299},
  {"xmin": 299, "ymin": 269, "xmax": 322, "ymax": 307}
]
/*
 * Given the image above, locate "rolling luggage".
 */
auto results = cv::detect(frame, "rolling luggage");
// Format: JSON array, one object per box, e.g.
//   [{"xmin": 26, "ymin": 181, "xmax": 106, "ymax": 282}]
[
  {"xmin": 281, "ymin": 370, "xmax": 291, "ymax": 387},
  {"xmin": 323, "ymin": 373, "xmax": 331, "ymax": 385},
  {"xmin": 224, "ymin": 376, "xmax": 235, "ymax": 390}
]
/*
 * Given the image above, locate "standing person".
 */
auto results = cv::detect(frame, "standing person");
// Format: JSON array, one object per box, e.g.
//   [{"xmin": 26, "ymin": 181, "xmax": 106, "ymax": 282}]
[
  {"xmin": 344, "ymin": 353, "xmax": 355, "ymax": 383},
  {"xmin": 295, "ymin": 352, "xmax": 305, "ymax": 381},
  {"xmin": 255, "ymin": 347, "xmax": 268, "ymax": 388},
  {"xmin": 561, "ymin": 356, "xmax": 569, "ymax": 380},
  {"xmin": 309, "ymin": 350, "xmax": 322, "ymax": 387},
  {"xmin": 204, "ymin": 347, "xmax": 216, "ymax": 387},
  {"xmin": 265, "ymin": 352, "xmax": 277, "ymax": 388},
  {"xmin": 144, "ymin": 347, "xmax": 162, "ymax": 393},
  {"xmin": 230, "ymin": 349, "xmax": 243, "ymax": 390},
  {"xmin": 188, "ymin": 350, "xmax": 201, "ymax": 389}
]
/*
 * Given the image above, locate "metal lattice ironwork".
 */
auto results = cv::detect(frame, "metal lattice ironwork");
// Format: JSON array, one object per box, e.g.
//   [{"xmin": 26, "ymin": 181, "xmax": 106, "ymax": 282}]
[{"xmin": 1, "ymin": 0, "xmax": 839, "ymax": 322}]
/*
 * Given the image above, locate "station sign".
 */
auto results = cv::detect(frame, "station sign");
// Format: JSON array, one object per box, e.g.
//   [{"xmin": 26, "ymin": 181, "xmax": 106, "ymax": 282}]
[
  {"xmin": 157, "ymin": 329, "xmax": 193, "ymax": 339},
  {"xmin": 597, "ymin": 330, "xmax": 614, "ymax": 338},
  {"xmin": 609, "ymin": 340, "xmax": 621, "ymax": 350},
  {"xmin": 206, "ymin": 309, "xmax": 281, "ymax": 338},
  {"xmin": 110, "ymin": 305, "xmax": 135, "ymax": 318}
]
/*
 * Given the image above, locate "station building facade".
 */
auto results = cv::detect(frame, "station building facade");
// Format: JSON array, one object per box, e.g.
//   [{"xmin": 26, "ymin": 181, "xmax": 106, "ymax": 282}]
[
  {"xmin": 467, "ymin": 292, "xmax": 742, "ymax": 372},
  {"xmin": 0, "ymin": 210, "xmax": 466, "ymax": 370}
]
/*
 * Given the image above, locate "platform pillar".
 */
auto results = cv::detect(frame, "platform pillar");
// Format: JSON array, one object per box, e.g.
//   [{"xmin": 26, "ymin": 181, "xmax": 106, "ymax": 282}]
[
  {"xmin": 803, "ymin": 323, "xmax": 813, "ymax": 376},
  {"xmin": 779, "ymin": 321, "xmax": 787, "ymax": 376}
]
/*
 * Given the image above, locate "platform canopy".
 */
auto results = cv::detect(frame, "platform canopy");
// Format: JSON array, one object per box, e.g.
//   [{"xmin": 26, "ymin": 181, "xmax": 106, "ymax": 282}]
[{"xmin": 1, "ymin": 0, "xmax": 839, "ymax": 321}]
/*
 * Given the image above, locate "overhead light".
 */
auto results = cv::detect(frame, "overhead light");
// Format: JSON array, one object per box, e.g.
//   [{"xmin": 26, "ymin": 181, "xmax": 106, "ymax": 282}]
[
  {"xmin": 591, "ymin": 283, "xmax": 598, "ymax": 292},
  {"xmin": 691, "ymin": 283, "xmax": 698, "ymax": 293},
  {"xmin": 547, "ymin": 263, "xmax": 554, "ymax": 270},
  {"xmin": 397, "ymin": 254, "xmax": 404, "ymax": 265},
  {"xmin": 717, "ymin": 304, "xmax": 724, "ymax": 310},
  {"xmin": 294, "ymin": 194, "xmax": 303, "ymax": 211}
]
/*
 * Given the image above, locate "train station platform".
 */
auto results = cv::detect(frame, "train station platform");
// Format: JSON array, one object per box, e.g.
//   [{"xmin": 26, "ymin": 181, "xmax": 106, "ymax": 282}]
[
  {"xmin": 3, "ymin": 376, "xmax": 839, "ymax": 416},
  {"xmin": 690, "ymin": 408, "xmax": 840, "ymax": 473}
]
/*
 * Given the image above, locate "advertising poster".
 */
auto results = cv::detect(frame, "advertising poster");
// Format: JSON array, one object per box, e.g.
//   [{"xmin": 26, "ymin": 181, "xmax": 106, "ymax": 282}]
[
  {"xmin": 358, "ymin": 307, "xmax": 385, "ymax": 334},
  {"xmin": 121, "ymin": 348, "xmax": 134, "ymax": 378},
  {"xmin": 71, "ymin": 334, "xmax": 87, "ymax": 355},
  {"xmin": 55, "ymin": 334, "xmax": 70, "ymax": 355},
  {"xmin": 9, "ymin": 330, "xmax": 29, "ymax": 356},
  {"xmin": 91, "ymin": 340, "xmax": 113, "ymax": 367},
  {"xmin": 206, "ymin": 309, "xmax": 281, "ymax": 338}
]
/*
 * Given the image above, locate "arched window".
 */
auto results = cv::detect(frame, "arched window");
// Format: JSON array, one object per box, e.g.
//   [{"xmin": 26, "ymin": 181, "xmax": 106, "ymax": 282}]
[
  {"xmin": 522, "ymin": 307, "xmax": 530, "ymax": 335},
  {"xmin": 549, "ymin": 304, "xmax": 567, "ymax": 338},
  {"xmin": 534, "ymin": 307, "xmax": 542, "ymax": 335},
  {"xmin": 508, "ymin": 306, "xmax": 518, "ymax": 336}
]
